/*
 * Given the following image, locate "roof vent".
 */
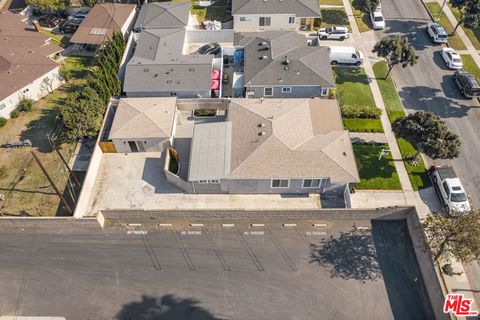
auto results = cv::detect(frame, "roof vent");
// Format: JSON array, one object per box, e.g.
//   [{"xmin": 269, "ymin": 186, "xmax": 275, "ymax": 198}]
[
  {"xmin": 281, "ymin": 58, "xmax": 289, "ymax": 65},
  {"xmin": 189, "ymin": 67, "xmax": 195, "ymax": 71},
  {"xmin": 258, "ymin": 123, "xmax": 266, "ymax": 127},
  {"xmin": 153, "ymin": 74, "xmax": 158, "ymax": 78},
  {"xmin": 258, "ymin": 131, "xmax": 266, "ymax": 136},
  {"xmin": 143, "ymin": 68, "xmax": 149, "ymax": 72},
  {"xmin": 296, "ymin": 71, "xmax": 300, "ymax": 75},
  {"xmin": 284, "ymin": 66, "xmax": 289, "ymax": 70},
  {"xmin": 261, "ymin": 41, "xmax": 267, "ymax": 45},
  {"xmin": 260, "ymin": 55, "xmax": 268, "ymax": 60},
  {"xmin": 166, "ymin": 80, "xmax": 173, "ymax": 84}
]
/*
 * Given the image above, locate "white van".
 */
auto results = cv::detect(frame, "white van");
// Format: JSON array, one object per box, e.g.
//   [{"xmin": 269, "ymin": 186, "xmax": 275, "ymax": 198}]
[{"xmin": 329, "ymin": 46, "xmax": 364, "ymax": 65}]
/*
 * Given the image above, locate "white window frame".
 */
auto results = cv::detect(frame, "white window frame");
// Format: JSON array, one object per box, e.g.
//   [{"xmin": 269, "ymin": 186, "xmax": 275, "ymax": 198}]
[
  {"xmin": 240, "ymin": 16, "xmax": 251, "ymax": 22},
  {"xmin": 271, "ymin": 179, "xmax": 290, "ymax": 188},
  {"xmin": 320, "ymin": 88, "xmax": 329, "ymax": 96},
  {"xmin": 259, "ymin": 17, "xmax": 271, "ymax": 27},
  {"xmin": 198, "ymin": 180, "xmax": 208, "ymax": 184},
  {"xmin": 288, "ymin": 17, "xmax": 295, "ymax": 24},
  {"xmin": 302, "ymin": 178, "xmax": 322, "ymax": 188},
  {"xmin": 264, "ymin": 87, "xmax": 273, "ymax": 96},
  {"xmin": 281, "ymin": 87, "xmax": 292, "ymax": 93}
]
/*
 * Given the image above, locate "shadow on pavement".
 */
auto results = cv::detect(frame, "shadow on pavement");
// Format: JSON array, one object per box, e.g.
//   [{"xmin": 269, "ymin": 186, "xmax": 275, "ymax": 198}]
[
  {"xmin": 115, "ymin": 294, "xmax": 221, "ymax": 320},
  {"xmin": 382, "ymin": 19, "xmax": 431, "ymax": 51}
]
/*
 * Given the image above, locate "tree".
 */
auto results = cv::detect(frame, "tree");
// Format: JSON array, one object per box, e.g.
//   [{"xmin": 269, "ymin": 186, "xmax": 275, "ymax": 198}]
[
  {"xmin": 59, "ymin": 87, "xmax": 105, "ymax": 139},
  {"xmin": 372, "ymin": 36, "xmax": 418, "ymax": 79},
  {"xmin": 450, "ymin": 0, "xmax": 480, "ymax": 35},
  {"xmin": 392, "ymin": 111, "xmax": 461, "ymax": 161},
  {"xmin": 352, "ymin": 0, "xmax": 380, "ymax": 13},
  {"xmin": 25, "ymin": 0, "xmax": 67, "ymax": 12},
  {"xmin": 423, "ymin": 211, "xmax": 480, "ymax": 263}
]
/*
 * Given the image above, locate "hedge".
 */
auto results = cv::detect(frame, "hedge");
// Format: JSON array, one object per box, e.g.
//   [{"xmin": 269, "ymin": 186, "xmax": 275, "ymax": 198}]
[{"xmin": 341, "ymin": 105, "xmax": 382, "ymax": 119}]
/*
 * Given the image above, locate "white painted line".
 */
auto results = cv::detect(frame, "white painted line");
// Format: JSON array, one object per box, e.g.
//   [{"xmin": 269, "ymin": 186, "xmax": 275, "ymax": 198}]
[
  {"xmin": 283, "ymin": 223, "xmax": 297, "ymax": 227},
  {"xmin": 251, "ymin": 223, "xmax": 265, "ymax": 227},
  {"xmin": 221, "ymin": 223, "xmax": 235, "ymax": 227},
  {"xmin": 356, "ymin": 226, "xmax": 370, "ymax": 230},
  {"xmin": 190, "ymin": 223, "xmax": 204, "ymax": 227},
  {"xmin": 127, "ymin": 223, "xmax": 142, "ymax": 227},
  {"xmin": 313, "ymin": 223, "xmax": 327, "ymax": 227},
  {"xmin": 158, "ymin": 223, "xmax": 172, "ymax": 227}
]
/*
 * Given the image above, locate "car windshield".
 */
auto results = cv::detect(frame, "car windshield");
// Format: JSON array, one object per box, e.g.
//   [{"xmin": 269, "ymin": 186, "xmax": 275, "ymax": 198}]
[
  {"xmin": 438, "ymin": 34, "xmax": 447, "ymax": 38},
  {"xmin": 452, "ymin": 58, "xmax": 461, "ymax": 63},
  {"xmin": 374, "ymin": 16, "xmax": 384, "ymax": 22},
  {"xmin": 326, "ymin": 27, "xmax": 333, "ymax": 33},
  {"xmin": 451, "ymin": 192, "xmax": 467, "ymax": 202}
]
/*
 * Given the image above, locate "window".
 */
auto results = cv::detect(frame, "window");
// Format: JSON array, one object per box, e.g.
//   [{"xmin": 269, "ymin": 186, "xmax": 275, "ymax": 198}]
[
  {"xmin": 288, "ymin": 17, "xmax": 295, "ymax": 24},
  {"xmin": 320, "ymin": 88, "xmax": 329, "ymax": 96},
  {"xmin": 0, "ymin": 103, "xmax": 6, "ymax": 111},
  {"xmin": 443, "ymin": 181, "xmax": 450, "ymax": 197},
  {"xmin": 282, "ymin": 87, "xmax": 291, "ymax": 93},
  {"xmin": 259, "ymin": 17, "xmax": 271, "ymax": 27},
  {"xmin": 303, "ymin": 179, "xmax": 321, "ymax": 188},
  {"xmin": 22, "ymin": 88, "xmax": 30, "ymax": 93},
  {"xmin": 170, "ymin": 92, "xmax": 177, "ymax": 96},
  {"xmin": 209, "ymin": 179, "xmax": 220, "ymax": 184},
  {"xmin": 240, "ymin": 16, "xmax": 251, "ymax": 21},
  {"xmin": 271, "ymin": 179, "xmax": 289, "ymax": 188},
  {"xmin": 264, "ymin": 87, "xmax": 273, "ymax": 96},
  {"xmin": 199, "ymin": 180, "xmax": 208, "ymax": 184}
]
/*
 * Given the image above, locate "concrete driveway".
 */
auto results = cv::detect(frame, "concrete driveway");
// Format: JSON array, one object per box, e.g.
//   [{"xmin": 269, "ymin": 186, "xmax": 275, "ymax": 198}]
[{"xmin": 373, "ymin": 0, "xmax": 480, "ymax": 208}]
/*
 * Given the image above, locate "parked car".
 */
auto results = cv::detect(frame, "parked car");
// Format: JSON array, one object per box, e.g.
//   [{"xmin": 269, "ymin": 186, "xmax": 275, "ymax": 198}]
[
  {"xmin": 69, "ymin": 10, "xmax": 88, "ymax": 20},
  {"xmin": 37, "ymin": 14, "xmax": 62, "ymax": 28},
  {"xmin": 196, "ymin": 42, "xmax": 221, "ymax": 55},
  {"xmin": 453, "ymin": 69, "xmax": 480, "ymax": 98},
  {"xmin": 329, "ymin": 46, "xmax": 363, "ymax": 65},
  {"xmin": 58, "ymin": 18, "xmax": 82, "ymax": 33},
  {"xmin": 427, "ymin": 22, "xmax": 448, "ymax": 43},
  {"xmin": 317, "ymin": 26, "xmax": 349, "ymax": 40},
  {"xmin": 428, "ymin": 166, "xmax": 470, "ymax": 216},
  {"xmin": 2, "ymin": 139, "xmax": 32, "ymax": 148},
  {"xmin": 441, "ymin": 48, "xmax": 463, "ymax": 69},
  {"xmin": 370, "ymin": 10, "xmax": 385, "ymax": 30}
]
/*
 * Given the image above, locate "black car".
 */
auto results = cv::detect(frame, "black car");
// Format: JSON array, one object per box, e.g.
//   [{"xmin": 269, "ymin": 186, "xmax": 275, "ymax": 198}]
[
  {"xmin": 37, "ymin": 14, "xmax": 62, "ymax": 28},
  {"xmin": 197, "ymin": 42, "xmax": 221, "ymax": 55},
  {"xmin": 58, "ymin": 18, "xmax": 82, "ymax": 33},
  {"xmin": 453, "ymin": 69, "xmax": 480, "ymax": 98}
]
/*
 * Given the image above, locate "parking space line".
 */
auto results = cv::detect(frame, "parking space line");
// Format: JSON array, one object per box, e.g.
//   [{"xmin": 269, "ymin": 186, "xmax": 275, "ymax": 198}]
[
  {"xmin": 202, "ymin": 227, "xmax": 231, "ymax": 272},
  {"xmin": 235, "ymin": 227, "xmax": 265, "ymax": 272},
  {"xmin": 173, "ymin": 230, "xmax": 196, "ymax": 271},
  {"xmin": 294, "ymin": 226, "xmax": 312, "ymax": 245},
  {"xmin": 266, "ymin": 227, "xmax": 297, "ymax": 272},
  {"xmin": 141, "ymin": 233, "xmax": 161, "ymax": 270}
]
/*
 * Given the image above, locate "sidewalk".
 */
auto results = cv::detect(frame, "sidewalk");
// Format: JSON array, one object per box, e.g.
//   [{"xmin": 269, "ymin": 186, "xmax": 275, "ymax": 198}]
[{"xmin": 343, "ymin": 0, "xmax": 479, "ymax": 317}]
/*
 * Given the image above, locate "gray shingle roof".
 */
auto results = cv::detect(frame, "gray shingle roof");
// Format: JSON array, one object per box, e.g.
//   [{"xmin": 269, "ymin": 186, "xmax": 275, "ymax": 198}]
[
  {"xmin": 226, "ymin": 98, "xmax": 359, "ymax": 183},
  {"xmin": 235, "ymin": 32, "xmax": 335, "ymax": 87},
  {"xmin": 124, "ymin": 28, "xmax": 213, "ymax": 93},
  {"xmin": 232, "ymin": 0, "xmax": 321, "ymax": 16},
  {"xmin": 134, "ymin": 1, "xmax": 190, "ymax": 29}
]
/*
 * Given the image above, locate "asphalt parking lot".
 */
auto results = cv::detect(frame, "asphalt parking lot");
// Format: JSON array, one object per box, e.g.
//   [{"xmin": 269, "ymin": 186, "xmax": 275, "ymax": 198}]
[{"xmin": 0, "ymin": 219, "xmax": 434, "ymax": 320}]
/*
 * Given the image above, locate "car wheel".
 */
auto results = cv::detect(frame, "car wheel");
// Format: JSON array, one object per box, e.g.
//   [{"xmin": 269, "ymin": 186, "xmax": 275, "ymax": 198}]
[
  {"xmin": 340, "ymin": 36, "xmax": 345, "ymax": 40},
  {"xmin": 331, "ymin": 61, "xmax": 338, "ymax": 65},
  {"xmin": 355, "ymin": 61, "xmax": 362, "ymax": 66},
  {"xmin": 321, "ymin": 36, "xmax": 327, "ymax": 40}
]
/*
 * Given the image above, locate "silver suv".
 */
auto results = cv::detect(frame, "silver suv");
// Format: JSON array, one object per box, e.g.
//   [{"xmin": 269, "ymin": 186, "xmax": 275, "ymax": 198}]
[
  {"xmin": 427, "ymin": 23, "xmax": 448, "ymax": 43},
  {"xmin": 317, "ymin": 26, "xmax": 349, "ymax": 41}
]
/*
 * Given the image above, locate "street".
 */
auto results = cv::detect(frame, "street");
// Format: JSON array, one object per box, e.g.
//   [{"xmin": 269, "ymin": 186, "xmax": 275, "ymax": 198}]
[
  {"xmin": 374, "ymin": 0, "xmax": 480, "ymax": 305},
  {"xmin": 375, "ymin": 0, "xmax": 480, "ymax": 209}
]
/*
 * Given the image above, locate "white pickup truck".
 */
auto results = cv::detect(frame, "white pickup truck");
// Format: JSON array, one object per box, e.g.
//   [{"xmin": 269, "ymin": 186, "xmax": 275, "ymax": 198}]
[{"xmin": 428, "ymin": 166, "xmax": 471, "ymax": 216}]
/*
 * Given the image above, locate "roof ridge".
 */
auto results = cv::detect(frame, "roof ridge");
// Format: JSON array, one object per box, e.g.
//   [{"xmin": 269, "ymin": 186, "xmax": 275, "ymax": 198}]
[
  {"xmin": 228, "ymin": 135, "xmax": 276, "ymax": 177},
  {"xmin": 320, "ymin": 131, "xmax": 359, "ymax": 181},
  {"xmin": 297, "ymin": 59, "xmax": 334, "ymax": 86},
  {"xmin": 295, "ymin": 0, "xmax": 321, "ymax": 16},
  {"xmin": 143, "ymin": 108, "xmax": 169, "ymax": 137}
]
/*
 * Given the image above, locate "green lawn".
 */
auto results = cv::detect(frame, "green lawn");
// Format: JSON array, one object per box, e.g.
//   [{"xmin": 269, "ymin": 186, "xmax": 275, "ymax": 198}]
[
  {"xmin": 321, "ymin": 8, "xmax": 351, "ymax": 31},
  {"xmin": 318, "ymin": 0, "xmax": 344, "ymax": 6},
  {"xmin": 372, "ymin": 61, "xmax": 406, "ymax": 122},
  {"xmin": 39, "ymin": 29, "xmax": 70, "ymax": 48},
  {"xmin": 343, "ymin": 118, "xmax": 384, "ymax": 132},
  {"xmin": 352, "ymin": 144, "xmax": 402, "ymax": 190},
  {"xmin": 334, "ymin": 67, "xmax": 376, "ymax": 107},
  {"xmin": 396, "ymin": 138, "xmax": 431, "ymax": 191},
  {"xmin": 192, "ymin": 0, "xmax": 228, "ymax": 22},
  {"xmin": 460, "ymin": 54, "xmax": 480, "ymax": 80},
  {"xmin": 448, "ymin": 4, "xmax": 480, "ymax": 50},
  {"xmin": 349, "ymin": 0, "xmax": 371, "ymax": 32},
  {"xmin": 425, "ymin": 2, "xmax": 466, "ymax": 50}
]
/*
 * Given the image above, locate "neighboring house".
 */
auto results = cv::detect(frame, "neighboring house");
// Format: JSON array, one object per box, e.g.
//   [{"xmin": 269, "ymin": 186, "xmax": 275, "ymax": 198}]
[
  {"xmin": 232, "ymin": 0, "xmax": 321, "ymax": 31},
  {"xmin": 0, "ymin": 11, "xmax": 63, "ymax": 119},
  {"xmin": 108, "ymin": 97, "xmax": 177, "ymax": 153},
  {"xmin": 105, "ymin": 97, "xmax": 359, "ymax": 197},
  {"xmin": 235, "ymin": 31, "xmax": 335, "ymax": 98},
  {"xmin": 123, "ymin": 28, "xmax": 214, "ymax": 98},
  {"xmin": 134, "ymin": 1, "xmax": 191, "ymax": 30},
  {"xmin": 70, "ymin": 3, "xmax": 137, "ymax": 47}
]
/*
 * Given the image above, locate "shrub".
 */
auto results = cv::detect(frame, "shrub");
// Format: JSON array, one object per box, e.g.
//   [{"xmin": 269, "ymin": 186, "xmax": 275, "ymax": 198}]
[
  {"xmin": 10, "ymin": 109, "xmax": 20, "ymax": 118},
  {"xmin": 442, "ymin": 263, "xmax": 454, "ymax": 276},
  {"xmin": 328, "ymin": 88, "xmax": 336, "ymax": 99},
  {"xmin": 0, "ymin": 166, "xmax": 7, "ymax": 179},
  {"xmin": 20, "ymin": 98, "xmax": 34, "ymax": 112},
  {"xmin": 0, "ymin": 117, "xmax": 6, "ymax": 128},
  {"xmin": 341, "ymin": 105, "xmax": 382, "ymax": 119},
  {"xmin": 59, "ymin": 65, "xmax": 71, "ymax": 81}
]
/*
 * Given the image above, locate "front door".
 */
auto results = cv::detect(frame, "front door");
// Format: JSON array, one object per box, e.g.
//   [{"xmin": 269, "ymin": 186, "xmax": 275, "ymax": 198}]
[{"xmin": 128, "ymin": 141, "xmax": 138, "ymax": 152}]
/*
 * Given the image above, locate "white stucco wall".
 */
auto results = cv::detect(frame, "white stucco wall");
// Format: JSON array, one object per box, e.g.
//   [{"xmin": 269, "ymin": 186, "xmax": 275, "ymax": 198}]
[
  {"xmin": 0, "ymin": 66, "xmax": 63, "ymax": 119},
  {"xmin": 120, "ymin": 8, "xmax": 138, "ymax": 36},
  {"xmin": 112, "ymin": 138, "xmax": 169, "ymax": 153},
  {"xmin": 233, "ymin": 14, "xmax": 300, "ymax": 31}
]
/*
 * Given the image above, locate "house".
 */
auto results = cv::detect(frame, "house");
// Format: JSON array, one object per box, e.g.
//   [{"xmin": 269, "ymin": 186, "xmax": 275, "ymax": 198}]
[
  {"xmin": 70, "ymin": 3, "xmax": 137, "ymax": 47},
  {"xmin": 0, "ymin": 11, "xmax": 63, "ymax": 118},
  {"xmin": 123, "ymin": 28, "xmax": 214, "ymax": 98},
  {"xmin": 234, "ymin": 31, "xmax": 335, "ymax": 98},
  {"xmin": 105, "ymin": 97, "xmax": 359, "ymax": 197},
  {"xmin": 232, "ymin": 0, "xmax": 321, "ymax": 31},
  {"xmin": 108, "ymin": 97, "xmax": 177, "ymax": 153},
  {"xmin": 134, "ymin": 1, "xmax": 191, "ymax": 30}
]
